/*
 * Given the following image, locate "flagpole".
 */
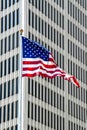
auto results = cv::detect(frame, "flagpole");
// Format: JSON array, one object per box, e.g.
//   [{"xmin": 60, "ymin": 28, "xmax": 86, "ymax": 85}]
[{"xmin": 18, "ymin": 29, "xmax": 23, "ymax": 130}]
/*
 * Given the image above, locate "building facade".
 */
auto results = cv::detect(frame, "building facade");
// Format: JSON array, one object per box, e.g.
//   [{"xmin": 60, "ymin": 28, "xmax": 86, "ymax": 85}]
[{"xmin": 0, "ymin": 0, "xmax": 87, "ymax": 130}]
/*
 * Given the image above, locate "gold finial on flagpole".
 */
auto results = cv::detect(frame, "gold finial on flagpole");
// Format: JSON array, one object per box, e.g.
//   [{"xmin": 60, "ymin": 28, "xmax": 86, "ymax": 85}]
[{"xmin": 20, "ymin": 29, "xmax": 24, "ymax": 35}]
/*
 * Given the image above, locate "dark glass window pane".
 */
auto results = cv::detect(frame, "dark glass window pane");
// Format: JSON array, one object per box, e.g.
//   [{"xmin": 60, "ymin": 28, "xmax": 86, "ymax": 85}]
[
  {"xmin": 9, "ymin": 13, "xmax": 11, "ymax": 29},
  {"xmin": 16, "ymin": 31, "xmax": 19, "ymax": 47},
  {"xmin": 13, "ymin": 0, "xmax": 15, "ymax": 4},
  {"xmin": 12, "ymin": 56, "xmax": 14, "ymax": 72},
  {"xmin": 17, "ymin": 9, "xmax": 19, "ymax": 25},
  {"xmin": 28, "ymin": 79, "xmax": 30, "ymax": 94},
  {"xmin": 16, "ymin": 54, "xmax": 19, "ymax": 70},
  {"xmin": 7, "ymin": 104, "xmax": 10, "ymax": 120},
  {"xmin": 12, "ymin": 33, "xmax": 15, "ymax": 49},
  {"xmin": 4, "ymin": 60, "xmax": 6, "ymax": 75},
  {"xmin": 11, "ymin": 126, "xmax": 14, "ymax": 130},
  {"xmin": 8, "ymin": 58, "xmax": 10, "ymax": 74},
  {"xmin": 0, "ymin": 62, "xmax": 3, "ymax": 77},
  {"xmin": 1, "ymin": 17, "xmax": 3, "ymax": 33},
  {"xmin": 13, "ymin": 11, "xmax": 15, "ymax": 27},
  {"xmin": 8, "ymin": 35, "xmax": 11, "ymax": 51},
  {"xmin": 32, "ymin": 12, "xmax": 34, "ymax": 28},
  {"xmin": 38, "ymin": 106, "xmax": 40, "ymax": 122},
  {"xmin": 1, "ymin": 39, "xmax": 3, "ymax": 55},
  {"xmin": 15, "ymin": 125, "xmax": 18, "ymax": 130},
  {"xmin": 3, "ymin": 106, "xmax": 6, "ymax": 122},
  {"xmin": 16, "ymin": 77, "xmax": 18, "ymax": 93},
  {"xmin": 11, "ymin": 102, "xmax": 14, "ymax": 119},
  {"xmin": 9, "ymin": 0, "xmax": 11, "ymax": 6},
  {"xmin": 28, "ymin": 101, "xmax": 30, "ymax": 118},
  {"xmin": 5, "ymin": 0, "xmax": 7, "ymax": 9},
  {"xmin": 1, "ymin": 0, "xmax": 3, "ymax": 10},
  {"xmin": 15, "ymin": 101, "xmax": 18, "ymax": 117},
  {"xmin": 35, "ymin": 104, "xmax": 37, "ymax": 121},
  {"xmin": 35, "ymin": 81, "xmax": 37, "ymax": 97},
  {"xmin": 4, "ymin": 83, "xmax": 6, "ymax": 98},
  {"xmin": 0, "ymin": 85, "xmax": 2, "ymax": 100},
  {"xmin": 0, "ymin": 107, "xmax": 2, "ymax": 123},
  {"xmin": 31, "ymin": 103, "xmax": 33, "ymax": 119},
  {"xmin": 8, "ymin": 81, "xmax": 10, "ymax": 97},
  {"xmin": 5, "ymin": 16, "xmax": 7, "ymax": 31},
  {"xmin": 4, "ymin": 38, "xmax": 7, "ymax": 53},
  {"xmin": 28, "ymin": 10, "xmax": 30, "ymax": 25},
  {"xmin": 12, "ymin": 79, "xmax": 14, "ymax": 95}
]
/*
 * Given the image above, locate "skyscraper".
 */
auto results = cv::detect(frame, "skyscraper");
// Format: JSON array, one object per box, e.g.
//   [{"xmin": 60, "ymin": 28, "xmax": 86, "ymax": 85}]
[{"xmin": 0, "ymin": 0, "xmax": 87, "ymax": 130}]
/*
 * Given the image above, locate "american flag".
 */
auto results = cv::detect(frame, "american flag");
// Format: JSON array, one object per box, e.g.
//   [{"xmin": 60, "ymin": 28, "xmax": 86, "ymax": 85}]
[{"xmin": 22, "ymin": 36, "xmax": 80, "ymax": 88}]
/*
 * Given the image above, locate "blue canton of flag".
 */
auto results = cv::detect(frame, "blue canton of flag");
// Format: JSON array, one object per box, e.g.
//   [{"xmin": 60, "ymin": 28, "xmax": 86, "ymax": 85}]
[{"xmin": 22, "ymin": 37, "xmax": 49, "ymax": 61}]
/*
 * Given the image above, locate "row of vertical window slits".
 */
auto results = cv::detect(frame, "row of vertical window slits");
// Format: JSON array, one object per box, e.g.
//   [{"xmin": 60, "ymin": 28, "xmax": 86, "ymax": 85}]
[{"xmin": 1, "ymin": 0, "xmax": 19, "ymax": 11}]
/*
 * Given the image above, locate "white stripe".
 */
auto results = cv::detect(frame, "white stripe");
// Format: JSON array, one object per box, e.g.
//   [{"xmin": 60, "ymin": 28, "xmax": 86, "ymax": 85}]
[
  {"xmin": 22, "ymin": 64, "xmax": 63, "ymax": 72},
  {"xmin": 70, "ymin": 78, "xmax": 77, "ymax": 86},
  {"xmin": 22, "ymin": 58, "xmax": 56, "ymax": 65},
  {"xmin": 22, "ymin": 69, "xmax": 65, "ymax": 76}
]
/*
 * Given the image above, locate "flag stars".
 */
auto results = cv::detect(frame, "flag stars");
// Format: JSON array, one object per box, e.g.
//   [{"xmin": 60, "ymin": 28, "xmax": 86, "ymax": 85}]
[
  {"xmin": 22, "ymin": 37, "xmax": 49, "ymax": 61},
  {"xmin": 24, "ymin": 46, "xmax": 27, "ymax": 48}
]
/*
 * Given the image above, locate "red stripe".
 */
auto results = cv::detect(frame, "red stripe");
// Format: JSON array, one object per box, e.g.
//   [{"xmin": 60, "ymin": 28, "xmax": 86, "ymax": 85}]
[
  {"xmin": 22, "ymin": 72, "xmax": 65, "ymax": 79},
  {"xmin": 22, "ymin": 58, "xmax": 80, "ymax": 87},
  {"xmin": 49, "ymin": 57, "xmax": 55, "ymax": 62},
  {"xmin": 23, "ymin": 67, "xmax": 39, "ymax": 71},
  {"xmin": 66, "ymin": 76, "xmax": 80, "ymax": 88},
  {"xmin": 23, "ymin": 66, "xmax": 66, "ymax": 74},
  {"xmin": 22, "ymin": 72, "xmax": 80, "ymax": 87},
  {"xmin": 23, "ymin": 60, "xmax": 57, "ymax": 68}
]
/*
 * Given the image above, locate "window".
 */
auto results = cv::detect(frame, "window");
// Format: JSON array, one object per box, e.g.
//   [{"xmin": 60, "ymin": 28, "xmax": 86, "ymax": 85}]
[
  {"xmin": 9, "ymin": 13, "xmax": 11, "ymax": 29},
  {"xmin": 8, "ymin": 81, "xmax": 10, "ymax": 97},
  {"xmin": 16, "ymin": 77, "xmax": 18, "ymax": 94},
  {"xmin": 15, "ymin": 125, "xmax": 18, "ymax": 130},
  {"xmin": 3, "ymin": 106, "xmax": 6, "ymax": 122},
  {"xmin": 28, "ymin": 101, "xmax": 30, "ymax": 118},
  {"xmin": 9, "ymin": 0, "xmax": 11, "ymax": 6},
  {"xmin": 1, "ymin": 0, "xmax": 3, "ymax": 10},
  {"xmin": 12, "ymin": 79, "xmax": 14, "ymax": 95},
  {"xmin": 4, "ymin": 60, "xmax": 6, "ymax": 75},
  {"xmin": 45, "ymin": 1, "xmax": 47, "ymax": 16},
  {"xmin": 15, "ymin": 101, "xmax": 18, "ymax": 118},
  {"xmin": 0, "ymin": 62, "xmax": 3, "ymax": 77},
  {"xmin": 7, "ymin": 104, "xmax": 10, "ymax": 121},
  {"xmin": 13, "ymin": 11, "xmax": 15, "ymax": 27},
  {"xmin": 54, "ymin": 0, "xmax": 64, "ymax": 9},
  {"xmin": 1, "ymin": 9, "xmax": 19, "ymax": 33},
  {"xmin": 1, "ymin": 17, "xmax": 3, "ymax": 33},
  {"xmin": 11, "ymin": 102, "xmax": 14, "ymax": 119},
  {"xmin": 0, "ymin": 107, "xmax": 2, "ymax": 123},
  {"xmin": 1, "ymin": 0, "xmax": 19, "ymax": 10},
  {"xmin": 12, "ymin": 56, "xmax": 14, "ymax": 72},
  {"xmin": 16, "ymin": 31, "xmax": 19, "ymax": 47},
  {"xmin": 12, "ymin": 33, "xmax": 15, "ymax": 49},
  {"xmin": 4, "ymin": 83, "xmax": 6, "ymax": 98},
  {"xmin": 0, "ymin": 40, "xmax": 3, "ymax": 55},
  {"xmin": 13, "ymin": 0, "xmax": 15, "ymax": 4},
  {"xmin": 17, "ymin": 9, "xmax": 19, "ymax": 25},
  {"xmin": 0, "ymin": 85, "xmax": 2, "ymax": 100},
  {"xmin": 11, "ymin": 126, "xmax": 14, "ymax": 130},
  {"xmin": 5, "ymin": 15, "xmax": 7, "ymax": 31}
]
